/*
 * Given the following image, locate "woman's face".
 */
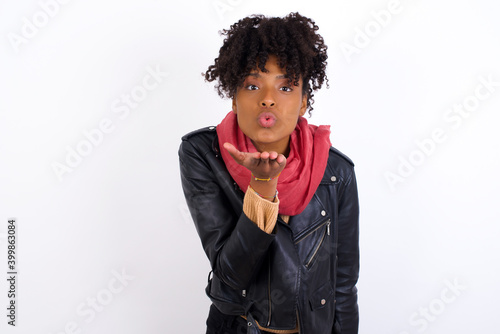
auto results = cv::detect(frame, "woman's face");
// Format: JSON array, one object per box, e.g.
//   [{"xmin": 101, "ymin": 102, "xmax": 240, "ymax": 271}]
[{"xmin": 232, "ymin": 55, "xmax": 307, "ymax": 156}]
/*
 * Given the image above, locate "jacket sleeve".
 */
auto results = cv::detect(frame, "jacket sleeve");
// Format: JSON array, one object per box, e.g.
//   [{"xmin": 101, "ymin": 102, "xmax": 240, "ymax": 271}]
[
  {"xmin": 334, "ymin": 167, "xmax": 360, "ymax": 334},
  {"xmin": 179, "ymin": 138, "xmax": 275, "ymax": 291}
]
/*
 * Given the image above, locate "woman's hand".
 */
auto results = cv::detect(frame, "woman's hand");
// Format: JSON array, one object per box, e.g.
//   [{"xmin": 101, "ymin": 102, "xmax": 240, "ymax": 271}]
[
  {"xmin": 223, "ymin": 142, "xmax": 286, "ymax": 200},
  {"xmin": 223, "ymin": 142, "xmax": 286, "ymax": 180}
]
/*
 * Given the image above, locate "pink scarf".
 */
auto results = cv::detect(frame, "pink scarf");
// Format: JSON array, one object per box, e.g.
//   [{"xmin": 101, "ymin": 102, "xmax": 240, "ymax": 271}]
[{"xmin": 216, "ymin": 111, "xmax": 331, "ymax": 216}]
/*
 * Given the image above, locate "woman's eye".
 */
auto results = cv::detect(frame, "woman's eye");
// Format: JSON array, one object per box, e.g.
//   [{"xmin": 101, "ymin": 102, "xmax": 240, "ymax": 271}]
[
  {"xmin": 246, "ymin": 84, "xmax": 259, "ymax": 90},
  {"xmin": 280, "ymin": 86, "xmax": 292, "ymax": 92}
]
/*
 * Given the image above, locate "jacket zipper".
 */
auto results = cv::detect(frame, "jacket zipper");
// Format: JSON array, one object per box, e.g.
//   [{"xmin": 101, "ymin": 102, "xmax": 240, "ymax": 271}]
[
  {"xmin": 294, "ymin": 218, "xmax": 330, "ymax": 244},
  {"xmin": 305, "ymin": 219, "xmax": 330, "ymax": 268}
]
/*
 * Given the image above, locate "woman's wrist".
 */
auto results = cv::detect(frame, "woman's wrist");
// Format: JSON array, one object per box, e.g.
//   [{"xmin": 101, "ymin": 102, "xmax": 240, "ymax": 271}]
[
  {"xmin": 249, "ymin": 186, "xmax": 278, "ymax": 201},
  {"xmin": 249, "ymin": 178, "xmax": 278, "ymax": 201},
  {"xmin": 250, "ymin": 172, "xmax": 281, "ymax": 182}
]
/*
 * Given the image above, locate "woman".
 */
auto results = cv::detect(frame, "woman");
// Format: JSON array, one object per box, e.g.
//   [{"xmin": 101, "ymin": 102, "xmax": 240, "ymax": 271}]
[{"xmin": 179, "ymin": 12, "xmax": 360, "ymax": 334}]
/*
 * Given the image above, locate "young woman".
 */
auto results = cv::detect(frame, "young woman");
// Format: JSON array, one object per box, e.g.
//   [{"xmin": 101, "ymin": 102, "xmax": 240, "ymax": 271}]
[{"xmin": 179, "ymin": 12, "xmax": 359, "ymax": 334}]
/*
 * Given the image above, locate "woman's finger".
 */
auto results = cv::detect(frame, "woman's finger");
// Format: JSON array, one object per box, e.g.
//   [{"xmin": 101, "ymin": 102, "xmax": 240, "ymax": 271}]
[
  {"xmin": 276, "ymin": 154, "xmax": 286, "ymax": 165},
  {"xmin": 260, "ymin": 151, "xmax": 270, "ymax": 162},
  {"xmin": 269, "ymin": 151, "xmax": 278, "ymax": 160},
  {"xmin": 223, "ymin": 142, "xmax": 245, "ymax": 162}
]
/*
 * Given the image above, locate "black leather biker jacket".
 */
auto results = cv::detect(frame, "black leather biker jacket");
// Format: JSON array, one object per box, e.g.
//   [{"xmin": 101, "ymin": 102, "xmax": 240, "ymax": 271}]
[{"xmin": 179, "ymin": 126, "xmax": 359, "ymax": 334}]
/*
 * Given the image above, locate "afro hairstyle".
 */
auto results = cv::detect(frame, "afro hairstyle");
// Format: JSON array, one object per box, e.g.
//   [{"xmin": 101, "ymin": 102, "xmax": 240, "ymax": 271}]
[{"xmin": 204, "ymin": 12, "xmax": 329, "ymax": 114}]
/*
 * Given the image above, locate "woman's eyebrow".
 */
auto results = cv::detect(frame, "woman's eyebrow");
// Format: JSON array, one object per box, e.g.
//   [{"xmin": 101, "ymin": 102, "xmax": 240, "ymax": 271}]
[{"xmin": 247, "ymin": 73, "xmax": 288, "ymax": 79}]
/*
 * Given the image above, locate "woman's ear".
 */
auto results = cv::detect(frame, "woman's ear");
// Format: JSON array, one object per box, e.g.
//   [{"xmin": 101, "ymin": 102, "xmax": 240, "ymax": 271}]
[
  {"xmin": 232, "ymin": 99, "xmax": 237, "ymax": 114},
  {"xmin": 299, "ymin": 94, "xmax": 307, "ymax": 117}
]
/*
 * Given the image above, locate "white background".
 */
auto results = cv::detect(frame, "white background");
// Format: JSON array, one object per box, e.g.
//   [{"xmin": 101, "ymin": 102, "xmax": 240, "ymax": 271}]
[{"xmin": 1, "ymin": 0, "xmax": 499, "ymax": 333}]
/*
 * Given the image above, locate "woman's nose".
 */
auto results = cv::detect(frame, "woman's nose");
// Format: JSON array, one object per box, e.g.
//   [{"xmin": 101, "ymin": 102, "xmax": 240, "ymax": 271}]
[{"xmin": 260, "ymin": 88, "xmax": 275, "ymax": 107}]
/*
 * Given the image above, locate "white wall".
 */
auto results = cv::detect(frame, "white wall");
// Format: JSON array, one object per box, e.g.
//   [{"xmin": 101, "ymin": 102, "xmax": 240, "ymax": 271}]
[{"xmin": 1, "ymin": 0, "xmax": 499, "ymax": 333}]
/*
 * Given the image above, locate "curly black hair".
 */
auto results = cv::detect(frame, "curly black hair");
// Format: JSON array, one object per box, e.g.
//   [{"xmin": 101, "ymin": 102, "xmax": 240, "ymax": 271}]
[{"xmin": 204, "ymin": 12, "xmax": 328, "ymax": 114}]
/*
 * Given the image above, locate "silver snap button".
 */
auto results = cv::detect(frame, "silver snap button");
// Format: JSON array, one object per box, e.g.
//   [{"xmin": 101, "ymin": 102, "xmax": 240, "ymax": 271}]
[
  {"xmin": 330, "ymin": 176, "xmax": 337, "ymax": 182},
  {"xmin": 321, "ymin": 299, "xmax": 326, "ymax": 305},
  {"xmin": 321, "ymin": 210, "xmax": 326, "ymax": 216}
]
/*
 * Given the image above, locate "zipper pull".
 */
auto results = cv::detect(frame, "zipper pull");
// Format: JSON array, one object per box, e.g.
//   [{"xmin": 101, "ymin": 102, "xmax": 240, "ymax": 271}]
[
  {"xmin": 327, "ymin": 220, "xmax": 331, "ymax": 236},
  {"xmin": 242, "ymin": 290, "xmax": 246, "ymax": 297}
]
